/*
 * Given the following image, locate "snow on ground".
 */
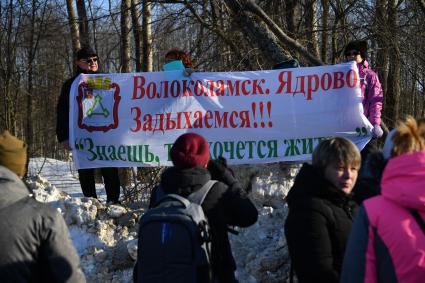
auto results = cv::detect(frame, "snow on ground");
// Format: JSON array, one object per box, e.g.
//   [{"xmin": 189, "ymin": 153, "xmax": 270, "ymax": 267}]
[
  {"xmin": 28, "ymin": 157, "xmax": 105, "ymax": 199},
  {"xmin": 27, "ymin": 157, "xmax": 300, "ymax": 283}
]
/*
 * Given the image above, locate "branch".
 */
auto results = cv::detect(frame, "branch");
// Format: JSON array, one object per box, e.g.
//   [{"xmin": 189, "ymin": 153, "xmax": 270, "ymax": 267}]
[
  {"xmin": 244, "ymin": 0, "xmax": 324, "ymax": 66},
  {"xmin": 183, "ymin": 1, "xmax": 247, "ymax": 68}
]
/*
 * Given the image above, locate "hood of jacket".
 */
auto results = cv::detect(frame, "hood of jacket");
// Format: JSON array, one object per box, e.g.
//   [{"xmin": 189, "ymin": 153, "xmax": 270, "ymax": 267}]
[
  {"xmin": 160, "ymin": 166, "xmax": 211, "ymax": 197},
  {"xmin": 381, "ymin": 150, "xmax": 425, "ymax": 210},
  {"xmin": 0, "ymin": 165, "xmax": 31, "ymax": 210},
  {"xmin": 357, "ymin": 59, "xmax": 369, "ymax": 73},
  {"xmin": 286, "ymin": 163, "xmax": 351, "ymax": 207}
]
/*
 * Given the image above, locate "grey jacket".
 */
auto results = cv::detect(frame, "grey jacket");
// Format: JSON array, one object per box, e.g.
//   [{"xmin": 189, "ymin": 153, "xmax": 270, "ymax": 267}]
[{"xmin": 0, "ymin": 166, "xmax": 85, "ymax": 283}]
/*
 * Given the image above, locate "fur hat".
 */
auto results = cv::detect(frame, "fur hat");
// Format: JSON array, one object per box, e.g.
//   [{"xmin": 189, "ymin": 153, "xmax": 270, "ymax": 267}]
[
  {"xmin": 170, "ymin": 133, "xmax": 210, "ymax": 169},
  {"xmin": 273, "ymin": 58, "xmax": 300, "ymax": 70},
  {"xmin": 76, "ymin": 46, "xmax": 97, "ymax": 60},
  {"xmin": 0, "ymin": 131, "xmax": 27, "ymax": 177},
  {"xmin": 344, "ymin": 40, "xmax": 368, "ymax": 59}
]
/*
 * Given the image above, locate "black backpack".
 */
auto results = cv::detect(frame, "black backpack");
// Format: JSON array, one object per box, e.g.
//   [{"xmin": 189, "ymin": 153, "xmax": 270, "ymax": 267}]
[{"xmin": 134, "ymin": 180, "xmax": 217, "ymax": 283}]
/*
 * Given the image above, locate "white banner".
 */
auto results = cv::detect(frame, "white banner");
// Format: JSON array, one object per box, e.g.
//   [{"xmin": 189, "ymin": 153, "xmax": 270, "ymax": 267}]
[{"xmin": 69, "ymin": 62, "xmax": 372, "ymax": 169}]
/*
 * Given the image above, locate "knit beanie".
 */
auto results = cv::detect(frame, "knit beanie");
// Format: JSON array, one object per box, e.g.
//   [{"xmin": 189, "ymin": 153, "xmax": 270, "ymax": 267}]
[
  {"xmin": 170, "ymin": 133, "xmax": 210, "ymax": 169},
  {"xmin": 345, "ymin": 40, "xmax": 368, "ymax": 59},
  {"xmin": 272, "ymin": 58, "xmax": 300, "ymax": 70},
  {"xmin": 76, "ymin": 46, "xmax": 97, "ymax": 60},
  {"xmin": 0, "ymin": 131, "xmax": 27, "ymax": 176}
]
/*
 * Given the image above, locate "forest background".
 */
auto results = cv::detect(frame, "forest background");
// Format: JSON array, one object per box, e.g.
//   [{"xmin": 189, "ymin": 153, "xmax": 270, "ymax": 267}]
[{"xmin": 1, "ymin": 0, "xmax": 424, "ymax": 167}]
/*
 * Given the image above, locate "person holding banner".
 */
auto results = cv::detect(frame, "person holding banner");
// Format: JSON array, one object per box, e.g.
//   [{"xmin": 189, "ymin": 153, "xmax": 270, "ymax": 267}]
[
  {"xmin": 56, "ymin": 46, "xmax": 121, "ymax": 204},
  {"xmin": 163, "ymin": 48, "xmax": 194, "ymax": 76},
  {"xmin": 285, "ymin": 137, "xmax": 360, "ymax": 283},
  {"xmin": 344, "ymin": 40, "xmax": 383, "ymax": 138}
]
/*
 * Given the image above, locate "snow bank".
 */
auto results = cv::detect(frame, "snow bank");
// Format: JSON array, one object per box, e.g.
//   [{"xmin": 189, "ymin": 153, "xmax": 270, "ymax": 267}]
[{"xmin": 28, "ymin": 159, "xmax": 300, "ymax": 282}]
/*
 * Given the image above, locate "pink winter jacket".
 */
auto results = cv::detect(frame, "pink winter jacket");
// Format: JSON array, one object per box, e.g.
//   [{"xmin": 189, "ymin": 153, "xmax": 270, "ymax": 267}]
[
  {"xmin": 341, "ymin": 150, "xmax": 425, "ymax": 283},
  {"xmin": 357, "ymin": 61, "xmax": 383, "ymax": 126}
]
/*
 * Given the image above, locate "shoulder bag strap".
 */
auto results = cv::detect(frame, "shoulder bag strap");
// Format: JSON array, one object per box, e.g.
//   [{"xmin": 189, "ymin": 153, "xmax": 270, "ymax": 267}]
[{"xmin": 187, "ymin": 180, "xmax": 217, "ymax": 205}]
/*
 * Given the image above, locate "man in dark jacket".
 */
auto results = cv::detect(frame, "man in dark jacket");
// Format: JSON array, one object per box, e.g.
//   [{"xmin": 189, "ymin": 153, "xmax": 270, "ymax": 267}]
[
  {"xmin": 284, "ymin": 137, "xmax": 360, "ymax": 283},
  {"xmin": 138, "ymin": 132, "xmax": 258, "ymax": 283},
  {"xmin": 0, "ymin": 130, "xmax": 85, "ymax": 282},
  {"xmin": 56, "ymin": 46, "xmax": 121, "ymax": 204}
]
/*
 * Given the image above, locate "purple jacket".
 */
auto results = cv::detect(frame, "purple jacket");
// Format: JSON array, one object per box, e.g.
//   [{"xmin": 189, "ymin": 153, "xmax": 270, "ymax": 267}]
[
  {"xmin": 357, "ymin": 61, "xmax": 383, "ymax": 126},
  {"xmin": 341, "ymin": 151, "xmax": 425, "ymax": 283}
]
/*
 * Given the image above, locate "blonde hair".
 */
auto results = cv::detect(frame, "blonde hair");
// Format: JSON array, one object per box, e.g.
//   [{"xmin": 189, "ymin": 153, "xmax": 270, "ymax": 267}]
[
  {"xmin": 312, "ymin": 137, "xmax": 361, "ymax": 171},
  {"xmin": 391, "ymin": 116, "xmax": 425, "ymax": 157}
]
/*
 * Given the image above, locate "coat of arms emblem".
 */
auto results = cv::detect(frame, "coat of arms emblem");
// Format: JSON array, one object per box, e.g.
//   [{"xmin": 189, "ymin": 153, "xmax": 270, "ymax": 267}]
[{"xmin": 77, "ymin": 77, "xmax": 121, "ymax": 132}]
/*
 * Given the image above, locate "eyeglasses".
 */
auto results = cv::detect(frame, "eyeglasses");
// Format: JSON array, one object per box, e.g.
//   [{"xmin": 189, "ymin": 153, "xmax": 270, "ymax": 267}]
[
  {"xmin": 80, "ymin": 57, "xmax": 98, "ymax": 64},
  {"xmin": 345, "ymin": 51, "xmax": 360, "ymax": 57}
]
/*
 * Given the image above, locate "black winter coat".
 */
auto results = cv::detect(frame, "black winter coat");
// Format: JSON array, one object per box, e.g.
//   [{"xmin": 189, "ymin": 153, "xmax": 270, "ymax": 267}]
[
  {"xmin": 352, "ymin": 151, "xmax": 386, "ymax": 205},
  {"xmin": 146, "ymin": 166, "xmax": 258, "ymax": 283},
  {"xmin": 0, "ymin": 166, "xmax": 85, "ymax": 282},
  {"xmin": 56, "ymin": 67, "xmax": 97, "ymax": 143},
  {"xmin": 284, "ymin": 164, "xmax": 357, "ymax": 283},
  {"xmin": 56, "ymin": 74, "xmax": 78, "ymax": 143}
]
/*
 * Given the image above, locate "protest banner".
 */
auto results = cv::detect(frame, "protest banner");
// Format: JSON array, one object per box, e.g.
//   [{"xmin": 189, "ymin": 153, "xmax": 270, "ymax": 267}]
[{"xmin": 69, "ymin": 62, "xmax": 371, "ymax": 169}]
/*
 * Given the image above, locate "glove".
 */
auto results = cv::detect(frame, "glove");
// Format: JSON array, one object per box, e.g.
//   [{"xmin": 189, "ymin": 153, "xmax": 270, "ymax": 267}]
[
  {"xmin": 183, "ymin": 68, "xmax": 194, "ymax": 77},
  {"xmin": 207, "ymin": 157, "xmax": 236, "ymax": 186},
  {"xmin": 372, "ymin": 124, "xmax": 383, "ymax": 138}
]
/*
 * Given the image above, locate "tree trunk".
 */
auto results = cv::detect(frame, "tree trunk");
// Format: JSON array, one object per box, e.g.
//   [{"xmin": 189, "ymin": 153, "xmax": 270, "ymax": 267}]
[
  {"xmin": 223, "ymin": 0, "xmax": 289, "ymax": 67},
  {"xmin": 384, "ymin": 0, "xmax": 401, "ymax": 125},
  {"xmin": 320, "ymin": 0, "xmax": 329, "ymax": 62},
  {"xmin": 131, "ymin": 0, "xmax": 143, "ymax": 72},
  {"xmin": 304, "ymin": 0, "xmax": 319, "ymax": 58},
  {"xmin": 284, "ymin": 0, "xmax": 298, "ymax": 38},
  {"xmin": 142, "ymin": 0, "xmax": 153, "ymax": 72},
  {"xmin": 374, "ymin": 0, "xmax": 388, "ymax": 96},
  {"xmin": 76, "ymin": 0, "xmax": 90, "ymax": 47},
  {"xmin": 87, "ymin": 1, "xmax": 99, "ymax": 53},
  {"xmin": 26, "ymin": 0, "xmax": 36, "ymax": 156},
  {"xmin": 243, "ymin": 0, "xmax": 324, "ymax": 66},
  {"xmin": 65, "ymin": 0, "xmax": 81, "ymax": 54},
  {"xmin": 4, "ymin": 0, "xmax": 17, "ymax": 133},
  {"xmin": 121, "ymin": 0, "xmax": 131, "ymax": 72}
]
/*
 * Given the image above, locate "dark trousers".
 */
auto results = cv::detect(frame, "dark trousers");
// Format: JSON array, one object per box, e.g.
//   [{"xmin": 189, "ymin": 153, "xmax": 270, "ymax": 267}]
[{"xmin": 78, "ymin": 167, "xmax": 120, "ymax": 203}]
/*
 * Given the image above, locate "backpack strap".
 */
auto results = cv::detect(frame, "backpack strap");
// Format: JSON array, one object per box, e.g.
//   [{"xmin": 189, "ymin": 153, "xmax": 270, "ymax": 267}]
[
  {"xmin": 409, "ymin": 209, "xmax": 425, "ymax": 235},
  {"xmin": 187, "ymin": 180, "xmax": 217, "ymax": 205},
  {"xmin": 154, "ymin": 185, "xmax": 165, "ymax": 203}
]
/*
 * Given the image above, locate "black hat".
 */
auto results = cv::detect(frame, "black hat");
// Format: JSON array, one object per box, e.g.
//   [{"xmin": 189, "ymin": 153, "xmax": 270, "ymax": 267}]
[
  {"xmin": 344, "ymin": 40, "xmax": 368, "ymax": 59},
  {"xmin": 272, "ymin": 58, "xmax": 300, "ymax": 70},
  {"xmin": 76, "ymin": 46, "xmax": 97, "ymax": 60}
]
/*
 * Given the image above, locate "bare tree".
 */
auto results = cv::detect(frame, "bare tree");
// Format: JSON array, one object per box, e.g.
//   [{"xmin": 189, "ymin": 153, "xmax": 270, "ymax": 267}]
[
  {"xmin": 243, "ymin": 0, "xmax": 324, "ymax": 66},
  {"xmin": 25, "ymin": 0, "xmax": 48, "ymax": 155},
  {"xmin": 304, "ymin": 0, "xmax": 319, "ymax": 58},
  {"xmin": 320, "ymin": 0, "xmax": 329, "ymax": 62},
  {"xmin": 0, "ymin": 0, "xmax": 423, "ymax": 163},
  {"xmin": 76, "ymin": 0, "xmax": 90, "ymax": 47},
  {"xmin": 142, "ymin": 0, "xmax": 153, "ymax": 72},
  {"xmin": 223, "ymin": 0, "xmax": 289, "ymax": 67},
  {"xmin": 384, "ymin": 0, "xmax": 401, "ymax": 125},
  {"xmin": 65, "ymin": 0, "xmax": 81, "ymax": 53},
  {"xmin": 131, "ymin": 0, "xmax": 143, "ymax": 71},
  {"xmin": 121, "ymin": 0, "xmax": 131, "ymax": 72}
]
